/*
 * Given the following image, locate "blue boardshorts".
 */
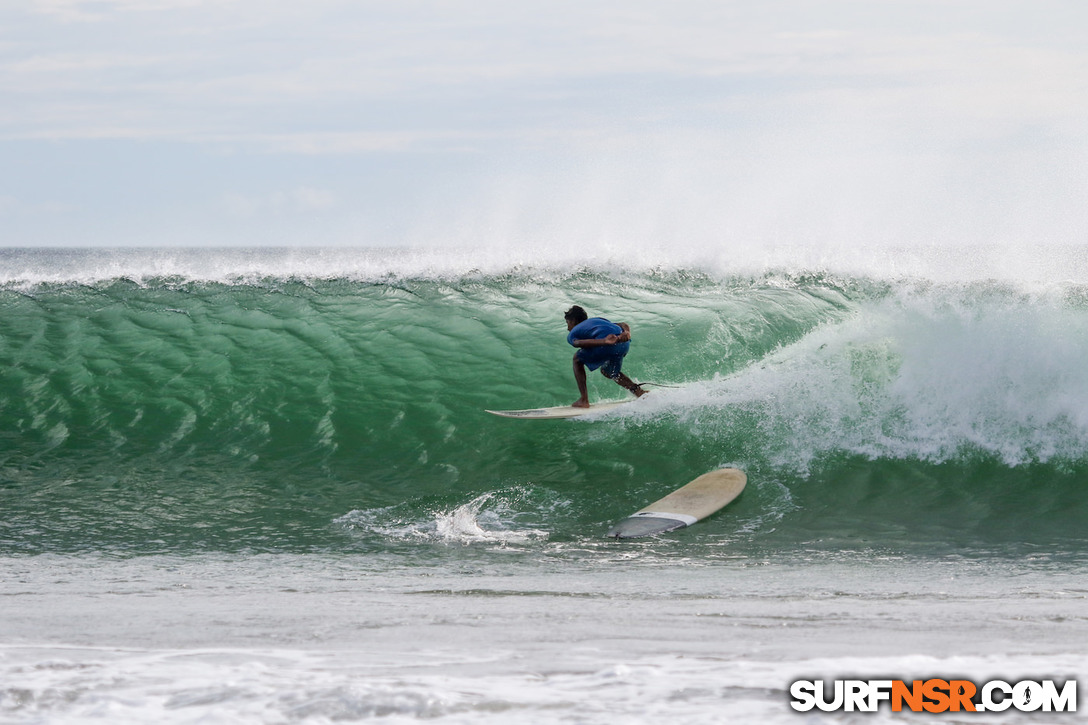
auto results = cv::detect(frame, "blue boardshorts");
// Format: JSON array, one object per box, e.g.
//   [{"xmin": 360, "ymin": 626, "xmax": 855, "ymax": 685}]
[{"xmin": 575, "ymin": 341, "xmax": 630, "ymax": 379}]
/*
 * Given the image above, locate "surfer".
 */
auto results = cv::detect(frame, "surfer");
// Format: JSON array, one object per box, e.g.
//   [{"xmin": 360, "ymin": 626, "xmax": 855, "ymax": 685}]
[{"xmin": 565, "ymin": 305, "xmax": 646, "ymax": 408}]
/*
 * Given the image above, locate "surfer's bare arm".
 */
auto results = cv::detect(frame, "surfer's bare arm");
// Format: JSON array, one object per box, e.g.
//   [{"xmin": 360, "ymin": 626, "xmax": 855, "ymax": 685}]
[
  {"xmin": 571, "ymin": 334, "xmax": 620, "ymax": 348},
  {"xmin": 571, "ymin": 323, "xmax": 631, "ymax": 348}
]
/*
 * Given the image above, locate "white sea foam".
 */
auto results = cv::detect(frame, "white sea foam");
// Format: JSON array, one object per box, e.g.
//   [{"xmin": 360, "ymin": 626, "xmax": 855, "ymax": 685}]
[
  {"xmin": 5, "ymin": 647, "xmax": 1083, "ymax": 724},
  {"xmin": 337, "ymin": 490, "xmax": 551, "ymax": 547},
  {"xmin": 3, "ymin": 550, "xmax": 1086, "ymax": 724},
  {"xmin": 432, "ymin": 493, "xmax": 550, "ymax": 545},
  {"xmin": 618, "ymin": 282, "xmax": 1088, "ymax": 470}
]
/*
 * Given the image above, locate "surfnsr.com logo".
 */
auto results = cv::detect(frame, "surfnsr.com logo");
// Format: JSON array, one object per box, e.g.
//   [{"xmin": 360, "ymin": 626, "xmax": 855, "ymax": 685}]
[{"xmin": 790, "ymin": 679, "xmax": 1077, "ymax": 713}]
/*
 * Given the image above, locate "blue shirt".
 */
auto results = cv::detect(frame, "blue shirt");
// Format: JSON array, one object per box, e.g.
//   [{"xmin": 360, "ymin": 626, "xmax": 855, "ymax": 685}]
[
  {"xmin": 567, "ymin": 317, "xmax": 623, "ymax": 346},
  {"xmin": 567, "ymin": 317, "xmax": 630, "ymax": 374}
]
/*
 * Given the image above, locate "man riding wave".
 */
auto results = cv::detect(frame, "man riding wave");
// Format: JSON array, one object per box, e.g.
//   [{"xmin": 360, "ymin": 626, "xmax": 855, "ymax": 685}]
[{"xmin": 564, "ymin": 305, "xmax": 646, "ymax": 408}]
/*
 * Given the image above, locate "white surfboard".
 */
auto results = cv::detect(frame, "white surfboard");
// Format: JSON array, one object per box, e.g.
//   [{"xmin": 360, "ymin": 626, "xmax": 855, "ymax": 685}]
[
  {"xmin": 486, "ymin": 400, "xmax": 632, "ymax": 420},
  {"xmin": 607, "ymin": 468, "xmax": 747, "ymax": 538}
]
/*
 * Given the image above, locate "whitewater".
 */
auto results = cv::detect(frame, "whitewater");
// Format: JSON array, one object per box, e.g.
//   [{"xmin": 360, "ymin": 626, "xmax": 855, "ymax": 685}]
[{"xmin": 1, "ymin": 246, "xmax": 1086, "ymax": 723}]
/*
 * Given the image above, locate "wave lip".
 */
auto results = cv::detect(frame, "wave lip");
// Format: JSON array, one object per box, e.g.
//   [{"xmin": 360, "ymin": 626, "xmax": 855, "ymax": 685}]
[{"xmin": 5, "ymin": 245, "xmax": 1088, "ymax": 287}]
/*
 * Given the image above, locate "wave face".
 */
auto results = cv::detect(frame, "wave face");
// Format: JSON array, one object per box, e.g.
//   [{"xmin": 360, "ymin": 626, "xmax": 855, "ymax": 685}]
[{"xmin": 3, "ymin": 248, "xmax": 1088, "ymax": 555}]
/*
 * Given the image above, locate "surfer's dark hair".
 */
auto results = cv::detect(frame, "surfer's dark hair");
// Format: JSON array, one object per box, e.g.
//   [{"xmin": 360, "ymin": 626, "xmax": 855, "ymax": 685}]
[{"xmin": 564, "ymin": 305, "xmax": 588, "ymax": 324}]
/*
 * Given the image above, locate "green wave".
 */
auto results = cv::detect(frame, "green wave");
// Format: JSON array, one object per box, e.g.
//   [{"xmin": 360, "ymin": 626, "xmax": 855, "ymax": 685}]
[{"xmin": 2, "ymin": 270, "xmax": 1087, "ymax": 555}]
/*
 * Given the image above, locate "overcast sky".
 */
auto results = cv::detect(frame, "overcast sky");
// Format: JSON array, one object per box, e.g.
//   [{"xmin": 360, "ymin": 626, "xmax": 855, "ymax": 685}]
[{"xmin": 2, "ymin": 0, "xmax": 1087, "ymax": 249}]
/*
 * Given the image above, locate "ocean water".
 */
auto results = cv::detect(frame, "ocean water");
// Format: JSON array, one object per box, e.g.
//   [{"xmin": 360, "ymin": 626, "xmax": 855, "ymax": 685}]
[{"xmin": 1, "ymin": 247, "xmax": 1086, "ymax": 723}]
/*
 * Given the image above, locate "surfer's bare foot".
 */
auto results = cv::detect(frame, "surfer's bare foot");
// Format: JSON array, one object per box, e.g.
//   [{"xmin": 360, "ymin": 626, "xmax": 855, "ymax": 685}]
[
  {"xmin": 572, "ymin": 397, "xmax": 590, "ymax": 408},
  {"xmin": 633, "ymin": 386, "xmax": 646, "ymax": 398}
]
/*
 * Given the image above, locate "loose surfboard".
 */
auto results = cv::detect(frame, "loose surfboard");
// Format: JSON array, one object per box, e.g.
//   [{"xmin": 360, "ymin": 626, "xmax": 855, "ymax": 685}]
[
  {"xmin": 486, "ymin": 400, "xmax": 632, "ymax": 420},
  {"xmin": 607, "ymin": 468, "xmax": 747, "ymax": 538}
]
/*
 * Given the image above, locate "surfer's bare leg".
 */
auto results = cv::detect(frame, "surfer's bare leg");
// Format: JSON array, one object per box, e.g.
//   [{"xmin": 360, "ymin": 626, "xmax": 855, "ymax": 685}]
[
  {"xmin": 607, "ymin": 371, "xmax": 646, "ymax": 398},
  {"xmin": 572, "ymin": 356, "xmax": 590, "ymax": 407}
]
